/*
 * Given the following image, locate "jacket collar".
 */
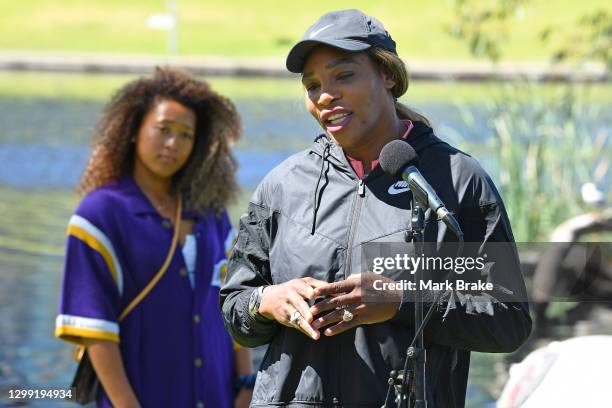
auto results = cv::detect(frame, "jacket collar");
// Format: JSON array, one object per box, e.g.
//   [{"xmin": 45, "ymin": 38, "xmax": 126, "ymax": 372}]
[
  {"xmin": 119, "ymin": 176, "xmax": 203, "ymax": 220},
  {"xmin": 406, "ymin": 121, "xmax": 446, "ymax": 153},
  {"xmin": 309, "ymin": 121, "xmax": 446, "ymax": 176}
]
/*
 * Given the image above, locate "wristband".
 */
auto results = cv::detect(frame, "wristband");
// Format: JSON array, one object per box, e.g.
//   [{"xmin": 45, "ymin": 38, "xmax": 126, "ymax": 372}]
[{"xmin": 233, "ymin": 373, "xmax": 256, "ymax": 391}]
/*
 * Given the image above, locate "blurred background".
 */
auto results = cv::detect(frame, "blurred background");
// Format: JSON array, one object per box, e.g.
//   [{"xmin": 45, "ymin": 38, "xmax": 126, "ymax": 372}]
[{"xmin": 0, "ymin": 0, "xmax": 610, "ymax": 406}]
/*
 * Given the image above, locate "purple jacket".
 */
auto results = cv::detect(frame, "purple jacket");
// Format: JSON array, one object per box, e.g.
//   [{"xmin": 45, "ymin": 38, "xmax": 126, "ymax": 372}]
[{"xmin": 56, "ymin": 176, "xmax": 235, "ymax": 408}]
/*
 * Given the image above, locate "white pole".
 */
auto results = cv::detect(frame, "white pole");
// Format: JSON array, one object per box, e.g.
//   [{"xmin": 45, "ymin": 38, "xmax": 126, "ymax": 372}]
[{"xmin": 168, "ymin": 0, "xmax": 179, "ymax": 55}]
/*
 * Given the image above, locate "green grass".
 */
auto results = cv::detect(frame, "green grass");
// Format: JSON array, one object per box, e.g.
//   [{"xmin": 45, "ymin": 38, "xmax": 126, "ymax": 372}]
[
  {"xmin": 0, "ymin": 0, "xmax": 610, "ymax": 61},
  {"xmin": 1, "ymin": 72, "xmax": 611, "ymax": 104},
  {"xmin": 0, "ymin": 72, "xmax": 303, "ymax": 101}
]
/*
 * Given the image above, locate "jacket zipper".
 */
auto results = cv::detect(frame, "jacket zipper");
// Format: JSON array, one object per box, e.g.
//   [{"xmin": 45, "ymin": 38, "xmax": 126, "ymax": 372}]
[{"xmin": 344, "ymin": 178, "xmax": 365, "ymax": 279}]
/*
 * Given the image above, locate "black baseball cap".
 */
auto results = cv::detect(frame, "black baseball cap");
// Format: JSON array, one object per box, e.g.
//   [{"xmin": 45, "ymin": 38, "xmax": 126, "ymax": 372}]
[{"xmin": 286, "ymin": 9, "xmax": 397, "ymax": 73}]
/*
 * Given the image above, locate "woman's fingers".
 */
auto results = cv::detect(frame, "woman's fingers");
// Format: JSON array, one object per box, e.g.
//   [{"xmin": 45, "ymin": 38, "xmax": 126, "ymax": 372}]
[
  {"xmin": 313, "ymin": 279, "xmax": 356, "ymax": 298},
  {"xmin": 309, "ymin": 293, "xmax": 354, "ymax": 316},
  {"xmin": 322, "ymin": 318, "xmax": 360, "ymax": 336},
  {"xmin": 311, "ymin": 306, "xmax": 345, "ymax": 329},
  {"xmin": 263, "ymin": 277, "xmax": 383, "ymax": 340},
  {"xmin": 292, "ymin": 279, "xmax": 317, "ymax": 302},
  {"xmin": 301, "ymin": 276, "xmax": 330, "ymax": 290},
  {"xmin": 277, "ymin": 287, "xmax": 320, "ymax": 340},
  {"xmin": 314, "ymin": 304, "xmax": 366, "ymax": 333},
  {"xmin": 293, "ymin": 313, "xmax": 321, "ymax": 340},
  {"xmin": 284, "ymin": 296, "xmax": 320, "ymax": 340},
  {"xmin": 307, "ymin": 273, "xmax": 403, "ymax": 334},
  {"xmin": 310, "ymin": 276, "xmax": 363, "ymax": 316},
  {"xmin": 289, "ymin": 291, "xmax": 314, "ymax": 323}
]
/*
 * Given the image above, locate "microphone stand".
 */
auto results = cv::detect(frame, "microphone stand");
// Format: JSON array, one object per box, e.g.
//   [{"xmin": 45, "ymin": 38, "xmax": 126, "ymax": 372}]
[
  {"xmin": 382, "ymin": 200, "xmax": 426, "ymax": 408},
  {"xmin": 383, "ymin": 200, "xmax": 464, "ymax": 408},
  {"xmin": 408, "ymin": 201, "xmax": 427, "ymax": 408}
]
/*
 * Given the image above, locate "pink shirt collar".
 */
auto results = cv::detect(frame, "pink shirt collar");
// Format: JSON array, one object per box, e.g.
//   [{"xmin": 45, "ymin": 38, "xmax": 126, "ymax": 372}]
[{"xmin": 346, "ymin": 120, "xmax": 414, "ymax": 179}]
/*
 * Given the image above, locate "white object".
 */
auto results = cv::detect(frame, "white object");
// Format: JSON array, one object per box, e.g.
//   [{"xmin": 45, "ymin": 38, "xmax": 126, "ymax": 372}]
[
  {"xmin": 146, "ymin": 13, "xmax": 176, "ymax": 31},
  {"xmin": 181, "ymin": 234, "xmax": 197, "ymax": 289},
  {"xmin": 581, "ymin": 182, "xmax": 605, "ymax": 206},
  {"xmin": 498, "ymin": 335, "xmax": 612, "ymax": 407}
]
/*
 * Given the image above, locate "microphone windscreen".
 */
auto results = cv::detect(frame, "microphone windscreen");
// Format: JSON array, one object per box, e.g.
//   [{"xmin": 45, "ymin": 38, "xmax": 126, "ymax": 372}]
[{"xmin": 379, "ymin": 140, "xmax": 419, "ymax": 179}]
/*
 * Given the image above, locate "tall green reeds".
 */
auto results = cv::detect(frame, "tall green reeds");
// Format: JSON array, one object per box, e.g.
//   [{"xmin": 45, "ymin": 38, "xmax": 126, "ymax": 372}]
[{"xmin": 459, "ymin": 82, "xmax": 609, "ymax": 242}]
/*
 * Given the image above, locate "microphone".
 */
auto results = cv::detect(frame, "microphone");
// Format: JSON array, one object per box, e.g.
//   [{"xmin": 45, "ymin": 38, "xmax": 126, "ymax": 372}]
[{"xmin": 379, "ymin": 140, "xmax": 463, "ymax": 239}]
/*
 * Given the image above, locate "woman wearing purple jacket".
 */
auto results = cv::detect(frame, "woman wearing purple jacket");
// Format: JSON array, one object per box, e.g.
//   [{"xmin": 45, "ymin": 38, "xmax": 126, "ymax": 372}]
[{"xmin": 56, "ymin": 68, "xmax": 252, "ymax": 408}]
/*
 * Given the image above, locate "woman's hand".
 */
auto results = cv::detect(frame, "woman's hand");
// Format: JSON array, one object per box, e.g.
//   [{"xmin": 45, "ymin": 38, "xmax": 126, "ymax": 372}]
[
  {"xmin": 259, "ymin": 277, "xmax": 328, "ymax": 340},
  {"xmin": 308, "ymin": 273, "xmax": 402, "ymax": 336},
  {"xmin": 86, "ymin": 340, "xmax": 141, "ymax": 408}
]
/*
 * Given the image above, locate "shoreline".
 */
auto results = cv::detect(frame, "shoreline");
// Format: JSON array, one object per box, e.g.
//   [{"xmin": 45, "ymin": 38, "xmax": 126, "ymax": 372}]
[{"xmin": 0, "ymin": 51, "xmax": 608, "ymax": 83}]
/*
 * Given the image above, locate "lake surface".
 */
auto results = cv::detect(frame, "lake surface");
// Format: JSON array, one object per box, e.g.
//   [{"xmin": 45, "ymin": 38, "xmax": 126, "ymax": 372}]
[{"xmin": 0, "ymin": 85, "xmax": 608, "ymax": 407}]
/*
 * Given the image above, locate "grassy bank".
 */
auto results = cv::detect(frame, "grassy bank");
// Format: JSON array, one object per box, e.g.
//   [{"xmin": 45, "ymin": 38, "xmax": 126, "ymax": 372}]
[
  {"xmin": 1, "ymin": 72, "xmax": 611, "ymax": 104},
  {"xmin": 1, "ymin": 0, "xmax": 610, "ymax": 61}
]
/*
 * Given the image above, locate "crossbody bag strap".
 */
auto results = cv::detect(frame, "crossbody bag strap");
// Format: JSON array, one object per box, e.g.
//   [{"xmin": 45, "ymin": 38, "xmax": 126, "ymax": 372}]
[
  {"xmin": 117, "ymin": 195, "xmax": 182, "ymax": 322},
  {"xmin": 74, "ymin": 197, "xmax": 182, "ymax": 360}
]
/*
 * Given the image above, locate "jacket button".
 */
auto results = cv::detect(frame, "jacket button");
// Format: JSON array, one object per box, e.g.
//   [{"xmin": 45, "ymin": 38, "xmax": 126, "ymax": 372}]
[
  {"xmin": 193, "ymin": 314, "xmax": 200, "ymax": 324},
  {"xmin": 194, "ymin": 358, "xmax": 202, "ymax": 368},
  {"xmin": 196, "ymin": 402, "xmax": 204, "ymax": 408},
  {"xmin": 162, "ymin": 219, "xmax": 172, "ymax": 229},
  {"xmin": 179, "ymin": 268, "xmax": 188, "ymax": 277}
]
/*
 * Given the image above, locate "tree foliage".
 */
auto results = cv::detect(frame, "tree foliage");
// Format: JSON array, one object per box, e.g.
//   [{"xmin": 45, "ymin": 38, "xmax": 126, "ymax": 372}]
[
  {"xmin": 448, "ymin": 0, "xmax": 528, "ymax": 62},
  {"xmin": 449, "ymin": 0, "xmax": 611, "ymax": 67}
]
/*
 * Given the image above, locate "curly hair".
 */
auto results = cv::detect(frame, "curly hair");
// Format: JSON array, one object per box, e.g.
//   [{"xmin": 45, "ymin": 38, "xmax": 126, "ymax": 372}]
[{"xmin": 78, "ymin": 67, "xmax": 241, "ymax": 214}]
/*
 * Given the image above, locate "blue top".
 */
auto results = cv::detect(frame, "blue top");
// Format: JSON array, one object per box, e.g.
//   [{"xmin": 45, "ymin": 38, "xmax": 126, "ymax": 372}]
[{"xmin": 56, "ymin": 176, "xmax": 236, "ymax": 408}]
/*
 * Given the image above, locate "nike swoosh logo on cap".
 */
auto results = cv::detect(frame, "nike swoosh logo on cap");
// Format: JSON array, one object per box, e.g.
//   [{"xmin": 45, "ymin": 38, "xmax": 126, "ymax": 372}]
[{"xmin": 309, "ymin": 23, "xmax": 334, "ymax": 38}]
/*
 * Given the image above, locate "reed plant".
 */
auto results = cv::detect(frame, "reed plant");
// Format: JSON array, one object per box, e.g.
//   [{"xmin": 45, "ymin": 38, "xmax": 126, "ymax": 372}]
[{"xmin": 458, "ymin": 82, "xmax": 609, "ymax": 242}]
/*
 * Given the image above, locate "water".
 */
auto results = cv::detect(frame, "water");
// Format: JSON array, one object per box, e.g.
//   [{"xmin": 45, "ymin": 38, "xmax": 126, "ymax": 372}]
[{"xmin": 0, "ymin": 89, "xmax": 608, "ymax": 407}]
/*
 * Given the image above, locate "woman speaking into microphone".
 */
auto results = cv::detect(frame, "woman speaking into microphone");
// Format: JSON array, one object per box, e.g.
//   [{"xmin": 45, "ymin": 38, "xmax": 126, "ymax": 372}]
[{"xmin": 221, "ymin": 9, "xmax": 531, "ymax": 407}]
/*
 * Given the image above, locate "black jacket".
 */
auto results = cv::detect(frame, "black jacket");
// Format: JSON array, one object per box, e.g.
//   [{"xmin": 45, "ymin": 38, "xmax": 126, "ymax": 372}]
[{"xmin": 221, "ymin": 122, "xmax": 532, "ymax": 407}]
